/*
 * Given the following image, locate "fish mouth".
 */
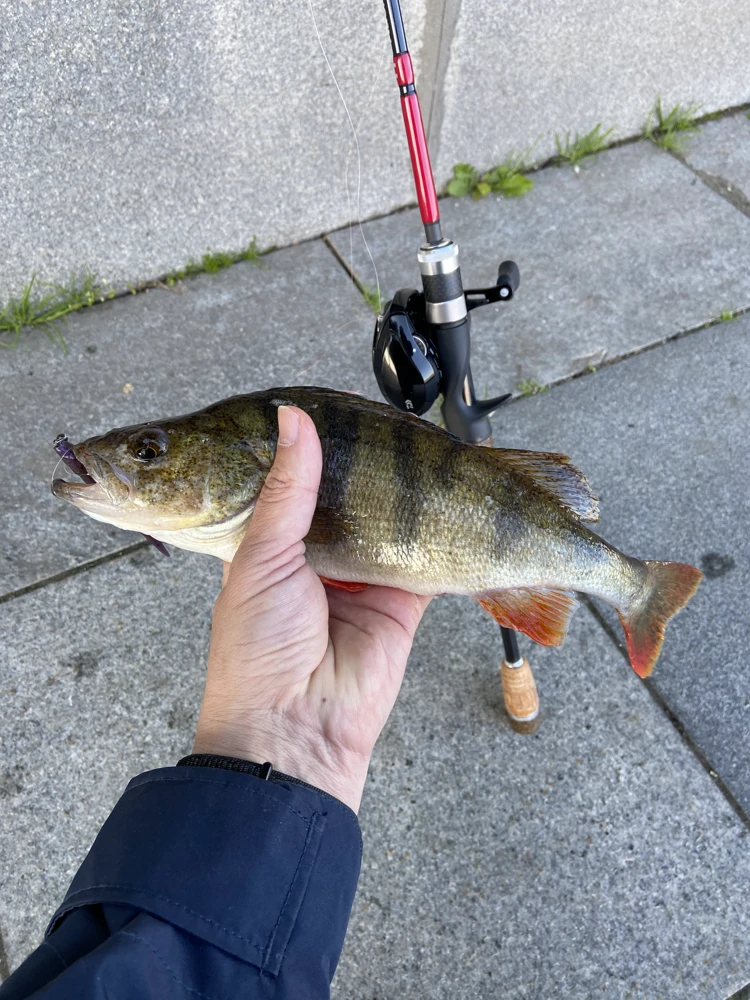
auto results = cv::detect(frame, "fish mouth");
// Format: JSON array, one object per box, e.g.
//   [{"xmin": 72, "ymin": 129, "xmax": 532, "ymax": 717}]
[{"xmin": 52, "ymin": 443, "xmax": 131, "ymax": 513}]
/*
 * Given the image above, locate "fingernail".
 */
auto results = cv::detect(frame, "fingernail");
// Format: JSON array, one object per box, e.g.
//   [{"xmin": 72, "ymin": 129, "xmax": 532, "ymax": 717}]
[{"xmin": 277, "ymin": 406, "xmax": 300, "ymax": 447}]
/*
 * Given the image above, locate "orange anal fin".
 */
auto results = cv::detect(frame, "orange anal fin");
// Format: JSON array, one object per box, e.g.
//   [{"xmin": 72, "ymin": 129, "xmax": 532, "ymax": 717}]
[
  {"xmin": 319, "ymin": 576, "xmax": 369, "ymax": 593},
  {"xmin": 476, "ymin": 588, "xmax": 578, "ymax": 646}
]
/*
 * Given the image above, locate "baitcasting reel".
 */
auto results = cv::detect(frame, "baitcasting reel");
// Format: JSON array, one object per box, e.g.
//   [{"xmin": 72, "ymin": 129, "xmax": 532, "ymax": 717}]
[{"xmin": 372, "ymin": 248, "xmax": 521, "ymax": 442}]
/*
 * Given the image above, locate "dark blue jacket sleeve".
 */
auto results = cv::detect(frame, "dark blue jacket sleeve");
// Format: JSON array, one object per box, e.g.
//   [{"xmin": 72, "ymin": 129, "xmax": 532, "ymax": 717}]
[{"xmin": 0, "ymin": 766, "xmax": 362, "ymax": 999}]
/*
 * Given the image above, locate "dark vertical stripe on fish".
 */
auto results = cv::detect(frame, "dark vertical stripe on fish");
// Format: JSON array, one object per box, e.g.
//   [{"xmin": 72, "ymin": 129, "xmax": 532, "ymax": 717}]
[
  {"xmin": 392, "ymin": 418, "xmax": 423, "ymax": 551},
  {"xmin": 432, "ymin": 436, "xmax": 464, "ymax": 492},
  {"xmin": 317, "ymin": 398, "xmax": 360, "ymax": 515}
]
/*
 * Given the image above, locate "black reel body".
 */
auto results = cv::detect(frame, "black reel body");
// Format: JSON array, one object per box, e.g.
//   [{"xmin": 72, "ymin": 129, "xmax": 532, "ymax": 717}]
[
  {"xmin": 372, "ymin": 288, "xmax": 441, "ymax": 416},
  {"xmin": 372, "ymin": 260, "xmax": 519, "ymax": 440}
]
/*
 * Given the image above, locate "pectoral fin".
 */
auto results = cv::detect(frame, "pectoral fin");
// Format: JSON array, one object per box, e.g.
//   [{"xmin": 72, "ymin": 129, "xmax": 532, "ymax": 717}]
[{"xmin": 476, "ymin": 587, "xmax": 579, "ymax": 646}]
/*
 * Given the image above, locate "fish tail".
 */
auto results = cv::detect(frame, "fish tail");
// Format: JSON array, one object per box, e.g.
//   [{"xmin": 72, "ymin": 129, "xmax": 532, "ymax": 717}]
[{"xmin": 618, "ymin": 561, "xmax": 702, "ymax": 678}]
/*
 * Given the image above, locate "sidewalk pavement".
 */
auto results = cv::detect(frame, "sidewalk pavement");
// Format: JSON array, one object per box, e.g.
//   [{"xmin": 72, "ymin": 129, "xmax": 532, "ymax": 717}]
[{"xmin": 2, "ymin": 110, "xmax": 750, "ymax": 998}]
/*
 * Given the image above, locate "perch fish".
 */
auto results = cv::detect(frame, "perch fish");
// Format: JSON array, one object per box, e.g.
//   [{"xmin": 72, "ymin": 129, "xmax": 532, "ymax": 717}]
[{"xmin": 52, "ymin": 386, "xmax": 701, "ymax": 677}]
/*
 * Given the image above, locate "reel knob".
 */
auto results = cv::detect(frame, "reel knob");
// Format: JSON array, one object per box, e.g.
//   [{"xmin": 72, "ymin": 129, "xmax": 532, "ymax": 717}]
[{"xmin": 496, "ymin": 260, "xmax": 520, "ymax": 299}]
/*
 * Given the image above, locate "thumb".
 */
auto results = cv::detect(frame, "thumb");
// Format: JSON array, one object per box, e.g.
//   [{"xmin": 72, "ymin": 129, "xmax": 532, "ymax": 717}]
[{"xmin": 234, "ymin": 405, "xmax": 322, "ymax": 569}]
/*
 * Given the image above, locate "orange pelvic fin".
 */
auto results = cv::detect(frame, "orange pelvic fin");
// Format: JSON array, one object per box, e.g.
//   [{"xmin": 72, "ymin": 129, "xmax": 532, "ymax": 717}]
[
  {"xmin": 618, "ymin": 561, "xmax": 702, "ymax": 677},
  {"xmin": 319, "ymin": 576, "xmax": 370, "ymax": 593},
  {"xmin": 476, "ymin": 587, "xmax": 578, "ymax": 646}
]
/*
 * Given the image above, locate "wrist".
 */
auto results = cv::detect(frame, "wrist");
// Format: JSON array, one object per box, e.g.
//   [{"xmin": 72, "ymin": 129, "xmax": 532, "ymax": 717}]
[{"xmin": 192, "ymin": 719, "xmax": 370, "ymax": 813}]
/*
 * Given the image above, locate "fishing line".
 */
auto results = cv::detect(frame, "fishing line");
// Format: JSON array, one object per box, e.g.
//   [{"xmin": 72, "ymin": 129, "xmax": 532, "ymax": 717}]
[
  {"xmin": 307, "ymin": 0, "xmax": 381, "ymax": 310},
  {"xmin": 50, "ymin": 455, "xmax": 65, "ymax": 490}
]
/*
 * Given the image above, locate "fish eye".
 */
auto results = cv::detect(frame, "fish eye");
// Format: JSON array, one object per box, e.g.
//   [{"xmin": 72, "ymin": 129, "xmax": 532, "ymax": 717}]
[{"xmin": 132, "ymin": 433, "xmax": 167, "ymax": 463}]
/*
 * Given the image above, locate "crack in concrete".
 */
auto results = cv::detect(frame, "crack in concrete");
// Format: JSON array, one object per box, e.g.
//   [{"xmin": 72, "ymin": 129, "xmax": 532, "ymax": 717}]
[{"xmin": 581, "ymin": 596, "xmax": 750, "ymax": 835}]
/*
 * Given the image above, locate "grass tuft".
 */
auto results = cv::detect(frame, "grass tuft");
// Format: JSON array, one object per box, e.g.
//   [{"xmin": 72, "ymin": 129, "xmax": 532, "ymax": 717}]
[
  {"xmin": 1, "ymin": 237, "xmax": 263, "ymax": 350},
  {"xmin": 163, "ymin": 239, "xmax": 261, "ymax": 286},
  {"xmin": 447, "ymin": 148, "xmax": 535, "ymax": 201},
  {"xmin": 719, "ymin": 310, "xmax": 738, "ymax": 322},
  {"xmin": 644, "ymin": 98, "xmax": 702, "ymax": 152},
  {"xmin": 0, "ymin": 272, "xmax": 115, "ymax": 351},
  {"xmin": 553, "ymin": 123, "xmax": 616, "ymax": 166},
  {"xmin": 517, "ymin": 378, "xmax": 547, "ymax": 396}
]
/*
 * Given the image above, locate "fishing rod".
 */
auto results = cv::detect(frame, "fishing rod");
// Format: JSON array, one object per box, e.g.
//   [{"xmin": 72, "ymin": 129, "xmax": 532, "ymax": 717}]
[{"xmin": 372, "ymin": 0, "xmax": 540, "ymax": 733}]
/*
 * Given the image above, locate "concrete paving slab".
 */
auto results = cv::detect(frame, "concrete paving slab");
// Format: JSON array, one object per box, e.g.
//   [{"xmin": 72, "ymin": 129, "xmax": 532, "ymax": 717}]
[
  {"xmin": 0, "ymin": 547, "xmax": 218, "ymax": 974},
  {"xmin": 337, "ymin": 602, "xmax": 750, "ymax": 999},
  {"xmin": 493, "ymin": 317, "xmax": 750, "ymax": 815},
  {"xmin": 0, "ymin": 0, "xmax": 427, "ymax": 302},
  {"xmin": 0, "ymin": 240, "xmax": 375, "ymax": 597},
  {"xmin": 329, "ymin": 141, "xmax": 750, "ymax": 400},
  {"xmin": 432, "ymin": 0, "xmax": 750, "ymax": 183},
  {"xmin": 681, "ymin": 110, "xmax": 750, "ymax": 217},
  {"xmin": 2, "ymin": 548, "xmax": 749, "ymax": 996}
]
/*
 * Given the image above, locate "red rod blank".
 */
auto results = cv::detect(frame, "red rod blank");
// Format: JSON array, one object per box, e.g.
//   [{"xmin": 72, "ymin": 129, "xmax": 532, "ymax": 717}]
[{"xmin": 393, "ymin": 53, "xmax": 440, "ymax": 226}]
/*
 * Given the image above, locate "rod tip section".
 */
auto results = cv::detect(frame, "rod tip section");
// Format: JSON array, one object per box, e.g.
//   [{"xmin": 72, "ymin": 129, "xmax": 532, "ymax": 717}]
[{"xmin": 500, "ymin": 656, "xmax": 541, "ymax": 734}]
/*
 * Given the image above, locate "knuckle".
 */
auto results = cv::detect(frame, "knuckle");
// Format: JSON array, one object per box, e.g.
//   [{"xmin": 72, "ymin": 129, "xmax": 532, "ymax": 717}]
[{"xmin": 261, "ymin": 467, "xmax": 297, "ymax": 503}]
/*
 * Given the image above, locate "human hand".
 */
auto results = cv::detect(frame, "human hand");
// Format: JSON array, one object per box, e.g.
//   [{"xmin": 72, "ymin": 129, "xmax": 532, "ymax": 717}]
[{"xmin": 193, "ymin": 405, "xmax": 431, "ymax": 813}]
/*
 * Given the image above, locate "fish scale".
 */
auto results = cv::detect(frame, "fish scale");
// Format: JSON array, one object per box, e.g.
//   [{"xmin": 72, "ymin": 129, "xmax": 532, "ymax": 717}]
[{"xmin": 51, "ymin": 386, "xmax": 702, "ymax": 678}]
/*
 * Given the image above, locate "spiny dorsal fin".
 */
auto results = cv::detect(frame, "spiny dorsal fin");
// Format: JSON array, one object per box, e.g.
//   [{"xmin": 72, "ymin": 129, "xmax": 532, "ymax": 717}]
[
  {"xmin": 476, "ymin": 587, "xmax": 579, "ymax": 646},
  {"xmin": 490, "ymin": 448, "xmax": 600, "ymax": 522}
]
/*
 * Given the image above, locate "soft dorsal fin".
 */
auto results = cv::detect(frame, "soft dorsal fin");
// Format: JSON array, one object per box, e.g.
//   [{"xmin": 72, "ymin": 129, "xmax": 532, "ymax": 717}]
[
  {"xmin": 476, "ymin": 587, "xmax": 579, "ymax": 646},
  {"xmin": 490, "ymin": 448, "xmax": 600, "ymax": 522}
]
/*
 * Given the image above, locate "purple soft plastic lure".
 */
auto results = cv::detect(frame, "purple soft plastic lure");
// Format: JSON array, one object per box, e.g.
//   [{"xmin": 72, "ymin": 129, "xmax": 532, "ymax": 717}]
[
  {"xmin": 53, "ymin": 434, "xmax": 170, "ymax": 557},
  {"xmin": 53, "ymin": 434, "xmax": 95, "ymax": 484}
]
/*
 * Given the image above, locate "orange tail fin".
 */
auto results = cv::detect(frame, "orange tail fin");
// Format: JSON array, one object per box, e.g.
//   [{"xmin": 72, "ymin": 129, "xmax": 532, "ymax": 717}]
[{"xmin": 618, "ymin": 561, "xmax": 702, "ymax": 678}]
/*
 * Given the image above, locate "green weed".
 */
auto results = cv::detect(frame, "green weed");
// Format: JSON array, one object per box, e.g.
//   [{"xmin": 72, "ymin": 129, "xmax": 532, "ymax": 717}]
[
  {"xmin": 0, "ymin": 272, "xmax": 115, "ymax": 351},
  {"xmin": 361, "ymin": 284, "xmax": 384, "ymax": 314},
  {"xmin": 163, "ymin": 239, "xmax": 261, "ymax": 286},
  {"xmin": 553, "ymin": 123, "xmax": 615, "ymax": 166},
  {"xmin": 719, "ymin": 310, "xmax": 738, "ymax": 322},
  {"xmin": 1, "ymin": 237, "xmax": 264, "ymax": 350},
  {"xmin": 644, "ymin": 98, "xmax": 702, "ymax": 152},
  {"xmin": 517, "ymin": 378, "xmax": 547, "ymax": 396},
  {"xmin": 447, "ymin": 149, "xmax": 535, "ymax": 201}
]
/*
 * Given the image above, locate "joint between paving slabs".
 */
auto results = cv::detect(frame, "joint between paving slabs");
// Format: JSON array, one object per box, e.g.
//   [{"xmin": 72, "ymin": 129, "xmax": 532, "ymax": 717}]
[
  {"xmin": 669, "ymin": 148, "xmax": 750, "ymax": 220},
  {"xmin": 321, "ymin": 234, "xmax": 374, "ymax": 305},
  {"xmin": 544, "ymin": 304, "xmax": 750, "ymax": 397},
  {"xmin": 580, "ymin": 595, "xmax": 750, "ymax": 833},
  {"xmin": 0, "ymin": 541, "xmax": 148, "ymax": 609},
  {"xmin": 0, "ymin": 925, "xmax": 11, "ymax": 983}
]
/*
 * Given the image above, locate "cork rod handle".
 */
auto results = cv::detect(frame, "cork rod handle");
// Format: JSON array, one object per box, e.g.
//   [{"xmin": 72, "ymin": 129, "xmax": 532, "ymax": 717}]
[{"xmin": 501, "ymin": 656, "xmax": 541, "ymax": 734}]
